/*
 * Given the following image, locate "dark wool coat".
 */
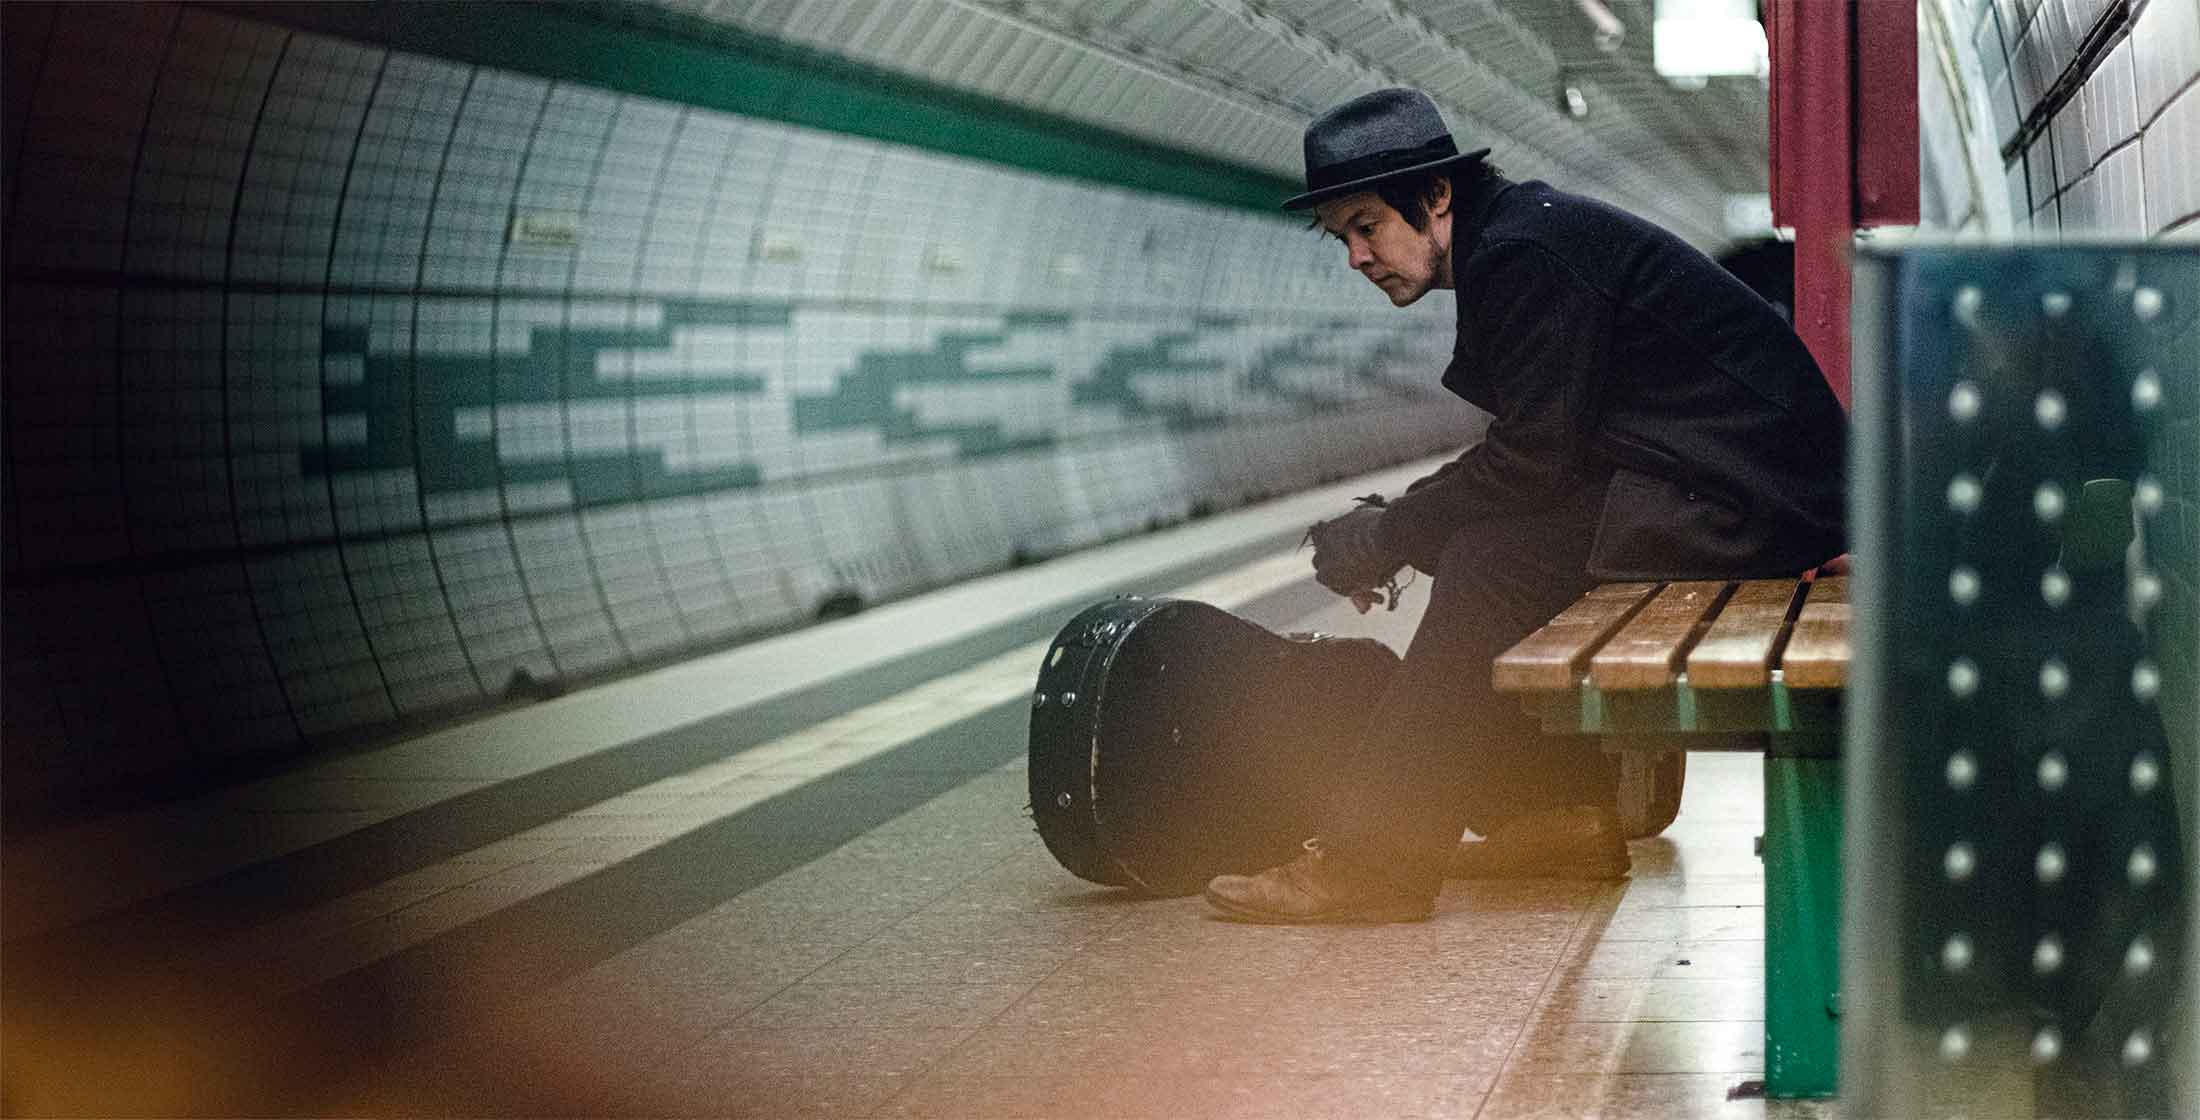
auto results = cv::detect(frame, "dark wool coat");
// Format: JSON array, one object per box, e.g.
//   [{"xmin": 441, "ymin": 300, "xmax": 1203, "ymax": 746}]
[{"xmin": 1376, "ymin": 177, "xmax": 1849, "ymax": 580}]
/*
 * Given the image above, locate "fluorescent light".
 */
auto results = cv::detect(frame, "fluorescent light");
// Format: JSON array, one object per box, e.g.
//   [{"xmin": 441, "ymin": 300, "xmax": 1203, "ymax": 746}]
[
  {"xmin": 1652, "ymin": 0, "xmax": 1766, "ymax": 80},
  {"xmin": 1723, "ymin": 193, "xmax": 1773, "ymax": 236},
  {"xmin": 1574, "ymin": 0, "xmax": 1626, "ymax": 53}
]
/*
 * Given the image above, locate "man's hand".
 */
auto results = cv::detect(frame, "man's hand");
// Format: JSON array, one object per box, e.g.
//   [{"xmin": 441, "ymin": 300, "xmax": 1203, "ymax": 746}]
[{"xmin": 1308, "ymin": 505, "xmax": 1401, "ymax": 602}]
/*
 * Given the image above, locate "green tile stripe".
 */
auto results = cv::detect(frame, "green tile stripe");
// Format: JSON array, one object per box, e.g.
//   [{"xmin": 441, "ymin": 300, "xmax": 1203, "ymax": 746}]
[
  {"xmin": 204, "ymin": 1, "xmax": 1304, "ymax": 216},
  {"xmin": 791, "ymin": 329, "xmax": 1055, "ymax": 458},
  {"xmin": 306, "ymin": 300, "xmax": 775, "ymax": 502}
]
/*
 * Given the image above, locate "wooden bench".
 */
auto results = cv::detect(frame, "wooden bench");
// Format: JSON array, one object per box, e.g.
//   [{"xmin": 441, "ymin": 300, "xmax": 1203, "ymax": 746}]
[{"xmin": 1495, "ymin": 575, "xmax": 1849, "ymax": 1100}]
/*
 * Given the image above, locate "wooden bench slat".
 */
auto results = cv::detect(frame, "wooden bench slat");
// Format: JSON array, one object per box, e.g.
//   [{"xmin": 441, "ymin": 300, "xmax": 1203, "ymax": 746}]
[
  {"xmin": 1686, "ymin": 579, "xmax": 1807, "ymax": 688},
  {"xmin": 1590, "ymin": 581, "xmax": 1731, "ymax": 690},
  {"xmin": 1779, "ymin": 576, "xmax": 1850, "ymax": 689},
  {"xmin": 1492, "ymin": 581, "xmax": 1661, "ymax": 691}
]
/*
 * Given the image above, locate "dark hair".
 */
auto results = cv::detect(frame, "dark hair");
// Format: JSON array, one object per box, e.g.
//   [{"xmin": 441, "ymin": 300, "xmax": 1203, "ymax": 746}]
[{"xmin": 1311, "ymin": 160, "xmax": 1505, "ymax": 233}]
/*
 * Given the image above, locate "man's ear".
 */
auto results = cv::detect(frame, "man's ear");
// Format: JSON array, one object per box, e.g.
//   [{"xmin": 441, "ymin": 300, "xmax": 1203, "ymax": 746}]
[{"xmin": 1425, "ymin": 177, "xmax": 1453, "ymax": 219}]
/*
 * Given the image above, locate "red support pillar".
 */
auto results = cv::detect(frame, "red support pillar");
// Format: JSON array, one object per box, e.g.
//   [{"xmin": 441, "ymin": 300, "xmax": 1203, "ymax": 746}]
[{"xmin": 1767, "ymin": 0, "xmax": 1918, "ymax": 410}]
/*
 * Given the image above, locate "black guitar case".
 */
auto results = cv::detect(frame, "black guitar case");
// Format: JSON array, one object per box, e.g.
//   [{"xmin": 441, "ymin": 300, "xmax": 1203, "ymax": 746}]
[{"xmin": 1027, "ymin": 596, "xmax": 1402, "ymax": 896}]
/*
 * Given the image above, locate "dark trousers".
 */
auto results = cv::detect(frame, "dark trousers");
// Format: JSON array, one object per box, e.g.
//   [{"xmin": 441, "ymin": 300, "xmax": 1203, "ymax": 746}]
[{"xmin": 1324, "ymin": 474, "xmax": 1619, "ymax": 897}]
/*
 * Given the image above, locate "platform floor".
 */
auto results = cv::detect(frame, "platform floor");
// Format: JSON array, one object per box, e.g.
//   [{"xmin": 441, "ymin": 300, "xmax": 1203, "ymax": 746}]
[{"xmin": 1, "ymin": 463, "xmax": 1836, "ymax": 1119}]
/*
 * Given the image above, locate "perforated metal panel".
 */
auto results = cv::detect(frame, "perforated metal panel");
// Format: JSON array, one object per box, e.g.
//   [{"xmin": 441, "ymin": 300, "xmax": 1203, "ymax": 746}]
[{"xmin": 1847, "ymin": 245, "xmax": 2196, "ymax": 1118}]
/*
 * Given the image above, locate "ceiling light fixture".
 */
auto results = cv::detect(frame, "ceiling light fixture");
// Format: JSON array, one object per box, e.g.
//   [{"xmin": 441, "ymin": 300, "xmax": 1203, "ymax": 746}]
[
  {"xmin": 1652, "ymin": 0, "xmax": 1767, "ymax": 82},
  {"xmin": 1556, "ymin": 70, "xmax": 1591, "ymax": 118},
  {"xmin": 1574, "ymin": 0, "xmax": 1626, "ymax": 53}
]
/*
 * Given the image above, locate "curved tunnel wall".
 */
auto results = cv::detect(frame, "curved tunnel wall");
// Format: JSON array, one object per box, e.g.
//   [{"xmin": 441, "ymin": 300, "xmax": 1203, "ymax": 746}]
[{"xmin": 0, "ymin": 3, "xmax": 1471, "ymax": 812}]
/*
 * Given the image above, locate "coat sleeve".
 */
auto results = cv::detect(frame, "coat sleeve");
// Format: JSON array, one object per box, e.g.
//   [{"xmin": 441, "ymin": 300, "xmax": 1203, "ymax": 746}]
[{"xmin": 1377, "ymin": 240, "xmax": 1615, "ymax": 564}]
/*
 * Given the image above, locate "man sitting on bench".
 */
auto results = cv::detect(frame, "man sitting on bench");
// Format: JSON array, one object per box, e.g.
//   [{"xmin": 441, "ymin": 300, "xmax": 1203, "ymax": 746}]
[{"xmin": 1203, "ymin": 88, "xmax": 1849, "ymax": 925}]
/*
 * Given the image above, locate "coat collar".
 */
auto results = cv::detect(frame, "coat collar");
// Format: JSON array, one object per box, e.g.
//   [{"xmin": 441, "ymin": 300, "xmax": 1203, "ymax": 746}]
[
  {"xmin": 1447, "ymin": 173, "xmax": 1514, "ymax": 281},
  {"xmin": 1440, "ymin": 174, "xmax": 1515, "ymax": 399}
]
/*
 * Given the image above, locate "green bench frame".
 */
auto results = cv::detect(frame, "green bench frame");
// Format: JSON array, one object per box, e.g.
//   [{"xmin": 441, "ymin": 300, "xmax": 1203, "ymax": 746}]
[{"xmin": 1499, "ymin": 577, "xmax": 1847, "ymax": 1099}]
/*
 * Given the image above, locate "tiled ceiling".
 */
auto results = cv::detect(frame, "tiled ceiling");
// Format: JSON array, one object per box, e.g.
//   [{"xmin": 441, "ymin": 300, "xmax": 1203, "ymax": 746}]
[{"xmin": 635, "ymin": 0, "xmax": 1773, "ymax": 246}]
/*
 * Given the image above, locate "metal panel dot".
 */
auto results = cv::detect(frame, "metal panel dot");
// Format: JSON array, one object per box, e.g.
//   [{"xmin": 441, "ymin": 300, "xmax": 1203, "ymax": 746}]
[
  {"xmin": 2129, "ymin": 571, "xmax": 2161, "ymax": 612},
  {"xmin": 1948, "ymin": 566, "xmax": 1980, "ymax": 605},
  {"xmin": 2033, "ymin": 934, "xmax": 2065, "ymax": 973},
  {"xmin": 2132, "ymin": 286, "xmax": 2163, "ymax": 320},
  {"xmin": 2030, "ymin": 1027, "xmax": 2062, "ymax": 1064},
  {"xmin": 2128, "ymin": 845, "xmax": 2158, "ymax": 886},
  {"xmin": 1947, "ymin": 473, "xmax": 1983, "ymax": 513},
  {"xmin": 2134, "ymin": 476, "xmax": 2163, "ymax": 515},
  {"xmin": 2121, "ymin": 1029, "xmax": 2152, "ymax": 1067},
  {"xmin": 2124, "ymin": 935, "xmax": 2155, "ymax": 977},
  {"xmin": 2132, "ymin": 661, "xmax": 2161, "ymax": 701},
  {"xmin": 2039, "ymin": 566, "xmax": 2072, "ymax": 607},
  {"xmin": 1939, "ymin": 1025, "xmax": 1971, "ymax": 1062},
  {"xmin": 2036, "ymin": 843, "xmax": 2067, "ymax": 883},
  {"xmin": 1953, "ymin": 285, "xmax": 1984, "ymax": 326},
  {"xmin": 2033, "ymin": 481, "xmax": 2066, "ymax": 522},
  {"xmin": 2033, "ymin": 389, "xmax": 2066, "ymax": 430},
  {"xmin": 2131, "ymin": 752, "xmax": 2161, "ymax": 793},
  {"xmin": 1946, "ymin": 750, "xmax": 1978, "ymax": 789},
  {"xmin": 1941, "ymin": 933, "xmax": 1974, "ymax": 971},
  {"xmin": 2131, "ymin": 368, "xmax": 2162, "ymax": 412},
  {"xmin": 1948, "ymin": 658, "xmax": 1980, "ymax": 698},
  {"xmin": 2036, "ymin": 751, "xmax": 2067, "ymax": 791},
  {"xmin": 2037, "ymin": 658, "xmax": 2069, "ymax": 700},
  {"xmin": 1944, "ymin": 842, "xmax": 1977, "ymax": 880},
  {"xmin": 1948, "ymin": 381, "xmax": 1983, "ymax": 423}
]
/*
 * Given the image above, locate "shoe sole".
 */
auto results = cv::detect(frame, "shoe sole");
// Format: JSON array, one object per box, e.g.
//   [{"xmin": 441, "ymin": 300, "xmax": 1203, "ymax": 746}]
[{"xmin": 1201, "ymin": 887, "xmax": 1432, "ymax": 925}]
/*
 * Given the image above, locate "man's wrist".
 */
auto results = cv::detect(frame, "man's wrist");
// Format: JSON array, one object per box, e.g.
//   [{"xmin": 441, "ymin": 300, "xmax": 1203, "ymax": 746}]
[{"xmin": 1370, "ymin": 502, "xmax": 1408, "ymax": 563}]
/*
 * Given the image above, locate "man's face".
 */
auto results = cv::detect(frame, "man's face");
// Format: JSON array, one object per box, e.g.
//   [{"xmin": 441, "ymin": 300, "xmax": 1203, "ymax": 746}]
[{"xmin": 1314, "ymin": 190, "xmax": 1449, "ymax": 307}]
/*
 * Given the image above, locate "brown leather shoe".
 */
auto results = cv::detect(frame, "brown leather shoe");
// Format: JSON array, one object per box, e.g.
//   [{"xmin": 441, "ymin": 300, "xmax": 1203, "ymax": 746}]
[
  {"xmin": 1204, "ymin": 839, "xmax": 1433, "ymax": 924},
  {"xmin": 1448, "ymin": 805, "xmax": 1631, "ymax": 879}
]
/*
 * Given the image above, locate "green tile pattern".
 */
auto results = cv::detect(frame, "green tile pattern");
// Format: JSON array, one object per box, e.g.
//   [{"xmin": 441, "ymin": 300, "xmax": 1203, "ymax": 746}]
[
  {"xmin": 1244, "ymin": 329, "xmax": 1424, "ymax": 410},
  {"xmin": 1073, "ymin": 331, "xmax": 1228, "ymax": 426},
  {"xmin": 792, "ymin": 330, "xmax": 1056, "ymax": 459},
  {"xmin": 307, "ymin": 300, "xmax": 780, "ymax": 502},
  {"xmin": 305, "ymin": 309, "xmax": 1439, "ymax": 498}
]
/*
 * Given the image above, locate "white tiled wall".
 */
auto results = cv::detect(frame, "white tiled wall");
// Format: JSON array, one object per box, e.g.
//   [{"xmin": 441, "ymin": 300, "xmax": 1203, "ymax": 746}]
[
  {"xmin": 0, "ymin": 3, "xmax": 1468, "ymax": 806},
  {"xmin": 1931, "ymin": 0, "xmax": 2200, "ymax": 236}
]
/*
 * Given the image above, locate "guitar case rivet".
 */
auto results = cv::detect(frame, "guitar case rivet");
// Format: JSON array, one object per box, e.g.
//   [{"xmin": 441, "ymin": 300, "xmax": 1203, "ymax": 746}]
[
  {"xmin": 1056, "ymin": 792, "xmax": 1073, "ymax": 809},
  {"xmin": 1060, "ymin": 691, "xmax": 1076, "ymax": 707},
  {"xmin": 1033, "ymin": 692, "xmax": 1048, "ymax": 707}
]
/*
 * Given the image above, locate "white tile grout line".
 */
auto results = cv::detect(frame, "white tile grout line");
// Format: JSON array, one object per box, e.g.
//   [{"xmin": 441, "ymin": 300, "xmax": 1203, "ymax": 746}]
[
  {"xmin": 181, "ymin": 549, "xmax": 1337, "ymax": 1003},
  {"xmin": 3, "ymin": 457, "xmax": 1449, "ymax": 937}
]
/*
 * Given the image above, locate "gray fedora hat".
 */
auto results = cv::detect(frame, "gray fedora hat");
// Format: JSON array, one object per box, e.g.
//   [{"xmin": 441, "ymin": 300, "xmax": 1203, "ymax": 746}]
[{"xmin": 1281, "ymin": 88, "xmax": 1490, "ymax": 211}]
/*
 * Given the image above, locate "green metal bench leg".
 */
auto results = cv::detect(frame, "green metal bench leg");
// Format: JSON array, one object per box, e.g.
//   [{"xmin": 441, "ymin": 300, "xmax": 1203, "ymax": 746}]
[{"xmin": 1764, "ymin": 750, "xmax": 1841, "ymax": 1098}]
